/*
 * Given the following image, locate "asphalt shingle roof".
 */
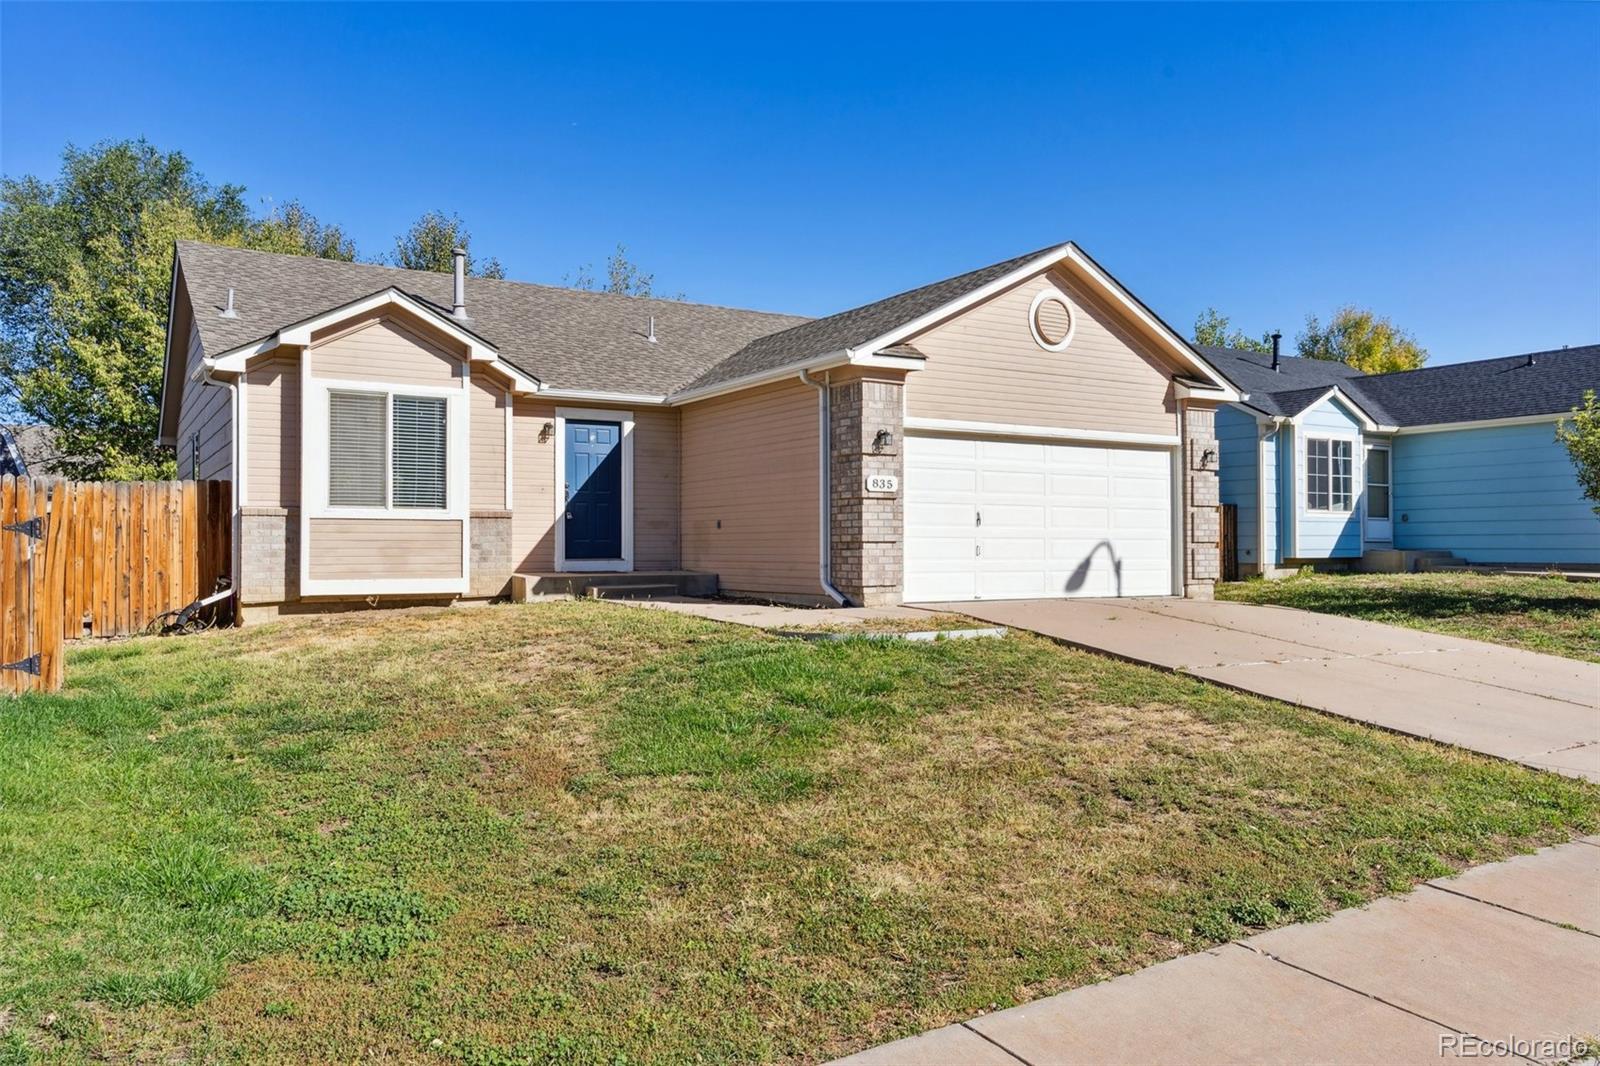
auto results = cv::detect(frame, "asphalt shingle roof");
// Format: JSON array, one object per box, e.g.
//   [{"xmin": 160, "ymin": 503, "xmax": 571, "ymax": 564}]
[
  {"xmin": 1201, "ymin": 343, "xmax": 1599, "ymax": 426},
  {"xmin": 674, "ymin": 245, "xmax": 1063, "ymax": 391},
  {"xmin": 175, "ymin": 241, "xmax": 1067, "ymax": 398},
  {"xmin": 175, "ymin": 241, "xmax": 809, "ymax": 395}
]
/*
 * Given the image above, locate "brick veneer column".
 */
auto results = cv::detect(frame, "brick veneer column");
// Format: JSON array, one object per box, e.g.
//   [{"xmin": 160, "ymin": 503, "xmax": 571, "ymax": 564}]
[
  {"xmin": 1182, "ymin": 402, "xmax": 1221, "ymax": 599},
  {"xmin": 829, "ymin": 373, "xmax": 905, "ymax": 606},
  {"xmin": 469, "ymin": 511, "xmax": 513, "ymax": 598},
  {"xmin": 239, "ymin": 505, "xmax": 298, "ymax": 604}
]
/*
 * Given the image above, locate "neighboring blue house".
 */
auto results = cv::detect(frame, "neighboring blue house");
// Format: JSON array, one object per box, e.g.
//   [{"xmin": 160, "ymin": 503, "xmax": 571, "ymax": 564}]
[{"xmin": 1204, "ymin": 342, "xmax": 1600, "ymax": 573}]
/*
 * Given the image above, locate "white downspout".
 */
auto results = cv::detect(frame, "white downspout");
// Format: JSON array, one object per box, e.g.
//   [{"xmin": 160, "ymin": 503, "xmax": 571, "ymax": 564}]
[
  {"xmin": 799, "ymin": 369, "xmax": 849, "ymax": 606},
  {"xmin": 1256, "ymin": 418, "xmax": 1274, "ymax": 575}
]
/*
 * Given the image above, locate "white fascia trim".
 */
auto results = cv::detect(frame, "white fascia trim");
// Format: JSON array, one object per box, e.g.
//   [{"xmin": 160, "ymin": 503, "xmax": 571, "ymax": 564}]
[
  {"xmin": 157, "ymin": 252, "xmax": 183, "ymax": 447},
  {"xmin": 1287, "ymin": 386, "xmax": 1381, "ymax": 432},
  {"xmin": 667, "ymin": 350, "xmax": 925, "ymax": 405},
  {"xmin": 1390, "ymin": 411, "xmax": 1568, "ymax": 435},
  {"xmin": 1174, "ymin": 380, "xmax": 1233, "ymax": 402},
  {"xmin": 204, "ymin": 288, "xmax": 542, "ymax": 392},
  {"xmin": 553, "ymin": 406, "xmax": 635, "ymax": 573},
  {"xmin": 538, "ymin": 388, "xmax": 669, "ymax": 405},
  {"xmin": 853, "ymin": 242, "xmax": 1241, "ymax": 402},
  {"xmin": 904, "ymin": 416, "xmax": 1180, "ymax": 448},
  {"xmin": 852, "ymin": 245, "xmax": 1075, "ymax": 356}
]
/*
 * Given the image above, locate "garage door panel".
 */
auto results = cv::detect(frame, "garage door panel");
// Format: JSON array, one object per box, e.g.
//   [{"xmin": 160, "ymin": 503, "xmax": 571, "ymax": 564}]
[
  {"xmin": 907, "ymin": 535, "xmax": 976, "ymax": 561},
  {"xmin": 905, "ymin": 433, "xmax": 1173, "ymax": 602},
  {"xmin": 978, "ymin": 440, "xmax": 1049, "ymax": 465}
]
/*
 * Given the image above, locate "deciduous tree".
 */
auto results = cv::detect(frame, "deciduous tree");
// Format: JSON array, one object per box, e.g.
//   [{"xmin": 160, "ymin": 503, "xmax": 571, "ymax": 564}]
[
  {"xmin": 391, "ymin": 210, "xmax": 504, "ymax": 278},
  {"xmin": 0, "ymin": 140, "xmax": 356, "ymax": 478},
  {"xmin": 1556, "ymin": 390, "xmax": 1600, "ymax": 515},
  {"xmin": 1192, "ymin": 307, "xmax": 1272, "ymax": 353},
  {"xmin": 1297, "ymin": 306, "xmax": 1427, "ymax": 373}
]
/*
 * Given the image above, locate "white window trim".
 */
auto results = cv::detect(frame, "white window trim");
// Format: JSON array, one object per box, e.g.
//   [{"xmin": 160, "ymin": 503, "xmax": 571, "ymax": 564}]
[
  {"xmin": 553, "ymin": 406, "xmax": 634, "ymax": 573},
  {"xmin": 299, "ymin": 344, "xmax": 471, "ymax": 598},
  {"xmin": 1301, "ymin": 433, "xmax": 1360, "ymax": 515},
  {"xmin": 1364, "ymin": 442, "xmax": 1393, "ymax": 539}
]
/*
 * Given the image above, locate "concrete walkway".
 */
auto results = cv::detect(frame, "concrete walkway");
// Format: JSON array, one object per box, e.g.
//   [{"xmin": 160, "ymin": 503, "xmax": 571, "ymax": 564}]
[
  {"xmin": 835, "ymin": 837, "xmax": 1600, "ymax": 1066},
  {"xmin": 920, "ymin": 598, "xmax": 1600, "ymax": 782}
]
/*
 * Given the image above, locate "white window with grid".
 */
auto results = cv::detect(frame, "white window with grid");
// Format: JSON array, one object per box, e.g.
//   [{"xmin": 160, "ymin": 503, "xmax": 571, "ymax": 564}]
[{"xmin": 1305, "ymin": 437, "xmax": 1355, "ymax": 513}]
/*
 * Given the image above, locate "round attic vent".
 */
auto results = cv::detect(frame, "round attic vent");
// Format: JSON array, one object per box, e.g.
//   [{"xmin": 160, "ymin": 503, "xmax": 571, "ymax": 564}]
[{"xmin": 1028, "ymin": 289, "xmax": 1075, "ymax": 352}]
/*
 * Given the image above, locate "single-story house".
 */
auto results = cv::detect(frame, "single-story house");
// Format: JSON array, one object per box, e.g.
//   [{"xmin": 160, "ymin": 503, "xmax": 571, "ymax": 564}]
[
  {"xmin": 157, "ymin": 239, "xmax": 1245, "ymax": 616},
  {"xmin": 1205, "ymin": 341, "xmax": 1600, "ymax": 573}
]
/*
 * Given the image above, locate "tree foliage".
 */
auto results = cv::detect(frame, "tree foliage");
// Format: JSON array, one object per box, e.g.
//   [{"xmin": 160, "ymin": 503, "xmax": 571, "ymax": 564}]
[
  {"xmin": 1296, "ymin": 306, "xmax": 1427, "ymax": 373},
  {"xmin": 391, "ymin": 210, "xmax": 504, "ymax": 278},
  {"xmin": 567, "ymin": 244, "xmax": 677, "ymax": 298},
  {"xmin": 0, "ymin": 140, "xmax": 354, "ymax": 478},
  {"xmin": 1192, "ymin": 307, "xmax": 1272, "ymax": 353},
  {"xmin": 1556, "ymin": 390, "xmax": 1600, "ymax": 516}
]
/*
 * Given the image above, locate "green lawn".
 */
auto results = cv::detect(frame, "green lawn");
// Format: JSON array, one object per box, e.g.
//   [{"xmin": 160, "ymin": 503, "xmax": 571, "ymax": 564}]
[
  {"xmin": 1217, "ymin": 571, "xmax": 1600, "ymax": 663},
  {"xmin": 2, "ymin": 602, "xmax": 1597, "ymax": 1064}
]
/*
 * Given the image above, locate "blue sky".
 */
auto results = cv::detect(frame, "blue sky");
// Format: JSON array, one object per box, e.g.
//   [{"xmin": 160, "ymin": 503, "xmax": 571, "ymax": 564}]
[{"xmin": 2, "ymin": 2, "xmax": 1596, "ymax": 364}]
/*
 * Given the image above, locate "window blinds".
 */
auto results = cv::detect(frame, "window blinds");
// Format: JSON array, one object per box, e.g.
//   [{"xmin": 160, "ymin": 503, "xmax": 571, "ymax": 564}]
[
  {"xmin": 329, "ymin": 391, "xmax": 387, "ymax": 507},
  {"xmin": 392, "ymin": 395, "xmax": 448, "ymax": 508}
]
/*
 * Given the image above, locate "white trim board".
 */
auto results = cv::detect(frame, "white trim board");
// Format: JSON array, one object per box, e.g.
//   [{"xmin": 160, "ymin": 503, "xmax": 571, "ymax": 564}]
[
  {"xmin": 206, "ymin": 287, "xmax": 542, "ymax": 396},
  {"xmin": 553, "ymin": 406, "xmax": 635, "ymax": 574},
  {"xmin": 904, "ymin": 416, "xmax": 1180, "ymax": 448},
  {"xmin": 297, "ymin": 342, "xmax": 472, "ymax": 599}
]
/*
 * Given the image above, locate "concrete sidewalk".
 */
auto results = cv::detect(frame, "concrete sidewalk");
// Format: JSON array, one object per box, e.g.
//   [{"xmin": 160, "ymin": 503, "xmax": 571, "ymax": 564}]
[
  {"xmin": 835, "ymin": 838, "xmax": 1600, "ymax": 1066},
  {"xmin": 922, "ymin": 598, "xmax": 1600, "ymax": 782}
]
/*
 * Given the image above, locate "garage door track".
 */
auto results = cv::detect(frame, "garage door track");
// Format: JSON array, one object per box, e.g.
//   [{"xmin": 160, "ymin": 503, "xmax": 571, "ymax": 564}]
[{"xmin": 921, "ymin": 597, "xmax": 1600, "ymax": 781}]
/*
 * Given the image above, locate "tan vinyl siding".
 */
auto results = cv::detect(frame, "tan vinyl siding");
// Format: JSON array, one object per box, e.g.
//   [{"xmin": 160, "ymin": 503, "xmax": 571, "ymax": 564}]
[
  {"xmin": 471, "ymin": 373, "xmax": 509, "ymax": 510},
  {"xmin": 680, "ymin": 378, "xmax": 819, "ymax": 596},
  {"xmin": 243, "ymin": 353, "xmax": 300, "ymax": 508},
  {"xmin": 509, "ymin": 402, "xmax": 680, "ymax": 572},
  {"xmin": 905, "ymin": 268, "xmax": 1180, "ymax": 437},
  {"xmin": 307, "ymin": 518, "xmax": 463, "ymax": 580},
  {"xmin": 175, "ymin": 319, "xmax": 233, "ymax": 480},
  {"xmin": 311, "ymin": 313, "xmax": 465, "ymax": 387}
]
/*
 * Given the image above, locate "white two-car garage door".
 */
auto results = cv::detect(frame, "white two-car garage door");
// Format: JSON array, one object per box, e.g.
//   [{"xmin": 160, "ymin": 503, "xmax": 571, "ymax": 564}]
[{"xmin": 903, "ymin": 434, "xmax": 1175, "ymax": 602}]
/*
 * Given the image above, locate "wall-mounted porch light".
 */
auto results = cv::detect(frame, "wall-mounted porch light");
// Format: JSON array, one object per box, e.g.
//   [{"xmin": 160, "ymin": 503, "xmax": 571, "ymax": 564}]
[{"xmin": 872, "ymin": 429, "xmax": 894, "ymax": 452}]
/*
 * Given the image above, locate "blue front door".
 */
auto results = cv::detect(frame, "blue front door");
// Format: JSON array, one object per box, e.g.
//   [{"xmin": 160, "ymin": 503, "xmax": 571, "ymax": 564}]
[{"xmin": 565, "ymin": 420, "xmax": 623, "ymax": 560}]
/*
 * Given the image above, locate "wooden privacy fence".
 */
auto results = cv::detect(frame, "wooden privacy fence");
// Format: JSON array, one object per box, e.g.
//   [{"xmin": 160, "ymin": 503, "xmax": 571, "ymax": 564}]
[{"xmin": 1, "ymin": 477, "xmax": 231, "ymax": 695}]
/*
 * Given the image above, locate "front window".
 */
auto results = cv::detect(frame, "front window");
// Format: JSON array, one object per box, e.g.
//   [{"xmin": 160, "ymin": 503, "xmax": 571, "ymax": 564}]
[
  {"xmin": 329, "ymin": 390, "xmax": 448, "ymax": 510},
  {"xmin": 1306, "ymin": 438, "xmax": 1353, "ymax": 512}
]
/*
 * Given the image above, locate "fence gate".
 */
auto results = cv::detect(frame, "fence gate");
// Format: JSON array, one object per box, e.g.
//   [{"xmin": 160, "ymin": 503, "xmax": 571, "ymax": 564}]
[
  {"xmin": 2, "ymin": 476, "xmax": 232, "ymax": 696},
  {"xmin": 1220, "ymin": 502, "xmax": 1240, "ymax": 583},
  {"xmin": 1, "ymin": 476, "xmax": 66, "ymax": 695}
]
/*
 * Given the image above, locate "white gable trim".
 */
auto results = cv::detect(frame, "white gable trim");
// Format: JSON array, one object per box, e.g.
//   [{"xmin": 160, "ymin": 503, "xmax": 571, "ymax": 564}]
[
  {"xmin": 854, "ymin": 243, "xmax": 1242, "ymax": 402},
  {"xmin": 1389, "ymin": 411, "xmax": 1568, "ymax": 435},
  {"xmin": 1287, "ymin": 386, "xmax": 1381, "ymax": 432},
  {"xmin": 204, "ymin": 288, "xmax": 542, "ymax": 396}
]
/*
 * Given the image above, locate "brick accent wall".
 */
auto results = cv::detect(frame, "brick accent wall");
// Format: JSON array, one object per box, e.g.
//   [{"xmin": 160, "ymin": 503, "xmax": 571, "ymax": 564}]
[
  {"xmin": 469, "ymin": 511, "xmax": 513, "ymax": 599},
  {"xmin": 240, "ymin": 506, "xmax": 298, "ymax": 604},
  {"xmin": 1182, "ymin": 403, "xmax": 1221, "ymax": 599},
  {"xmin": 829, "ymin": 375, "xmax": 905, "ymax": 606}
]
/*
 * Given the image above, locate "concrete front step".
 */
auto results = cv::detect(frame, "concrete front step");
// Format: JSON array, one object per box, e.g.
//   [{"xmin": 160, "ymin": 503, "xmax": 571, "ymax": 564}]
[
  {"xmin": 1359, "ymin": 548, "xmax": 1458, "ymax": 573},
  {"xmin": 510, "ymin": 570, "xmax": 717, "ymax": 602},
  {"xmin": 586, "ymin": 583, "xmax": 680, "ymax": 601}
]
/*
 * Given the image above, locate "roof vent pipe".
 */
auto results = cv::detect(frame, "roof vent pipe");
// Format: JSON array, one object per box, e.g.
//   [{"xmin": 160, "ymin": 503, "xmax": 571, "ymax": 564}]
[
  {"xmin": 219, "ymin": 288, "xmax": 238, "ymax": 319},
  {"xmin": 647, "ymin": 315, "xmax": 657, "ymax": 343},
  {"xmin": 451, "ymin": 247, "xmax": 468, "ymax": 321},
  {"xmin": 1270, "ymin": 330, "xmax": 1282, "ymax": 372},
  {"xmin": 1526, "ymin": 352, "xmax": 1537, "ymax": 367}
]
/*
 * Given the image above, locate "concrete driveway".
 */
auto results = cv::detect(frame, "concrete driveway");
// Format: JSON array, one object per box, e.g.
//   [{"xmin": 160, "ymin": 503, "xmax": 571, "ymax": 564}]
[{"xmin": 919, "ymin": 597, "xmax": 1600, "ymax": 782}]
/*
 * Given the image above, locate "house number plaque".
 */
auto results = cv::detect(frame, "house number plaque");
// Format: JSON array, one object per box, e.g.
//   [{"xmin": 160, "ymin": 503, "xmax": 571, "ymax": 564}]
[{"xmin": 865, "ymin": 475, "xmax": 899, "ymax": 494}]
